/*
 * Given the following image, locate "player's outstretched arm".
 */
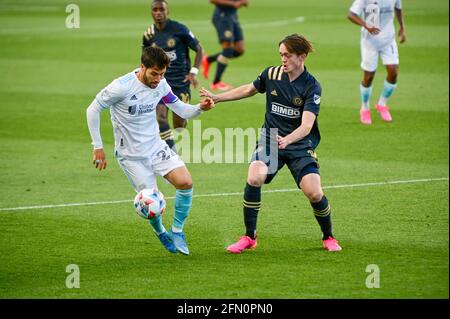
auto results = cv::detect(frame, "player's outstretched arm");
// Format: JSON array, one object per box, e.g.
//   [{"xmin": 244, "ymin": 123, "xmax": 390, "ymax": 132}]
[
  {"xmin": 200, "ymin": 83, "xmax": 257, "ymax": 104},
  {"xmin": 164, "ymin": 92, "xmax": 214, "ymax": 119}
]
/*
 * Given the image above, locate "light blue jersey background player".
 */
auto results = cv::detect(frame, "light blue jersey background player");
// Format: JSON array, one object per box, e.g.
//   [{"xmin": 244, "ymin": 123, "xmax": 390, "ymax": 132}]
[
  {"xmin": 86, "ymin": 46, "xmax": 214, "ymax": 255},
  {"xmin": 348, "ymin": 0, "xmax": 406, "ymax": 125}
]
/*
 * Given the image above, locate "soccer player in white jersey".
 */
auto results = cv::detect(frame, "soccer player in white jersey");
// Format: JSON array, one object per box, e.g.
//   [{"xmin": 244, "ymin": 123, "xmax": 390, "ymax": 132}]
[
  {"xmin": 86, "ymin": 46, "xmax": 214, "ymax": 255},
  {"xmin": 348, "ymin": 0, "xmax": 406, "ymax": 124}
]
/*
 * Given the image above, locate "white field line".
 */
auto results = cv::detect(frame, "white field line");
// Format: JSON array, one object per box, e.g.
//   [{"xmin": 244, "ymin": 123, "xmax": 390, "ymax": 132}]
[{"xmin": 0, "ymin": 177, "xmax": 447, "ymax": 212}]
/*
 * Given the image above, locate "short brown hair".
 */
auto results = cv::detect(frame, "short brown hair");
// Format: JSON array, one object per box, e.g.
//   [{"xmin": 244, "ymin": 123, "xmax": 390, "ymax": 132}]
[
  {"xmin": 279, "ymin": 34, "xmax": 314, "ymax": 56},
  {"xmin": 141, "ymin": 46, "xmax": 170, "ymax": 69}
]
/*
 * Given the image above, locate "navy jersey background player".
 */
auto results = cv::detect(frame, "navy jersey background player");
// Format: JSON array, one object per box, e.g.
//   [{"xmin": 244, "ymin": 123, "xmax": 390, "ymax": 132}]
[
  {"xmin": 200, "ymin": 34, "xmax": 342, "ymax": 253},
  {"xmin": 143, "ymin": 0, "xmax": 204, "ymax": 149},
  {"xmin": 201, "ymin": 0, "xmax": 248, "ymax": 91}
]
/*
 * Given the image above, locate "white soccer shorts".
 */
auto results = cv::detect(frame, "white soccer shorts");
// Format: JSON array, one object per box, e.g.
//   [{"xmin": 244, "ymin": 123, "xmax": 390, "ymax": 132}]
[
  {"xmin": 116, "ymin": 140, "xmax": 185, "ymax": 192},
  {"xmin": 360, "ymin": 38, "xmax": 399, "ymax": 72}
]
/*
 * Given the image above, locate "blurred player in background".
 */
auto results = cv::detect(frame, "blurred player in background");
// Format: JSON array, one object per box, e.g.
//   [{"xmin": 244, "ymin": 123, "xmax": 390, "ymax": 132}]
[
  {"xmin": 348, "ymin": 0, "xmax": 406, "ymax": 124},
  {"xmin": 143, "ymin": 0, "xmax": 204, "ymax": 149},
  {"xmin": 87, "ymin": 46, "xmax": 214, "ymax": 255},
  {"xmin": 201, "ymin": 34, "xmax": 342, "ymax": 253},
  {"xmin": 202, "ymin": 0, "xmax": 248, "ymax": 91}
]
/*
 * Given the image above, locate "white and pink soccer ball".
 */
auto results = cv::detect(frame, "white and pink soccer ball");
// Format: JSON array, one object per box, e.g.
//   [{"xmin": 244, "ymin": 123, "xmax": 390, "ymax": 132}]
[{"xmin": 133, "ymin": 188, "xmax": 166, "ymax": 219}]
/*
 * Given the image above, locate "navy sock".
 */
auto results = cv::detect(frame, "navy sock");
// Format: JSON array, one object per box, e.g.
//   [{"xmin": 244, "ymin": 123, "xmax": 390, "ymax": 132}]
[
  {"xmin": 310, "ymin": 196, "xmax": 333, "ymax": 240},
  {"xmin": 213, "ymin": 48, "xmax": 234, "ymax": 84},
  {"xmin": 243, "ymin": 183, "xmax": 261, "ymax": 239},
  {"xmin": 213, "ymin": 62, "xmax": 228, "ymax": 84}
]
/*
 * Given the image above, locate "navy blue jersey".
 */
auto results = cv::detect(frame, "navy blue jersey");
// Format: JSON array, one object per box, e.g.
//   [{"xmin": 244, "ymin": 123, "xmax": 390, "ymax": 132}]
[
  {"xmin": 253, "ymin": 66, "xmax": 322, "ymax": 150},
  {"xmin": 143, "ymin": 19, "xmax": 199, "ymax": 89}
]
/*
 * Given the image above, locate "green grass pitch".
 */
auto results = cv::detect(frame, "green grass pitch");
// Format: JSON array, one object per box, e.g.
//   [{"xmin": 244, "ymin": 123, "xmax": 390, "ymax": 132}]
[{"xmin": 0, "ymin": 0, "xmax": 448, "ymax": 298}]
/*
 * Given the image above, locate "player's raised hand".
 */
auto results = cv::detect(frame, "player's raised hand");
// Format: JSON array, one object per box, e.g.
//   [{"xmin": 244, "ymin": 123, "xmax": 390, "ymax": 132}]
[
  {"xmin": 92, "ymin": 148, "xmax": 107, "ymax": 171},
  {"xmin": 199, "ymin": 97, "xmax": 215, "ymax": 111}
]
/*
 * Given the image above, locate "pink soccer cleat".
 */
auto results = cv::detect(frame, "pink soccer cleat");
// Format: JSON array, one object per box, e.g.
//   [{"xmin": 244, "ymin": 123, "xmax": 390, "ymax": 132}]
[
  {"xmin": 360, "ymin": 109, "xmax": 372, "ymax": 125},
  {"xmin": 201, "ymin": 55, "xmax": 210, "ymax": 79},
  {"xmin": 210, "ymin": 81, "xmax": 234, "ymax": 91},
  {"xmin": 226, "ymin": 236, "xmax": 257, "ymax": 254},
  {"xmin": 375, "ymin": 104, "xmax": 392, "ymax": 122},
  {"xmin": 323, "ymin": 236, "xmax": 342, "ymax": 251}
]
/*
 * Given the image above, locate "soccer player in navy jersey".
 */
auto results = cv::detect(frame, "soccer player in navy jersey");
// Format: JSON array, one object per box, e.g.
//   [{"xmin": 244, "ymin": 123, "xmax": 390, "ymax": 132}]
[
  {"xmin": 201, "ymin": 34, "xmax": 342, "ymax": 253},
  {"xmin": 201, "ymin": 0, "xmax": 248, "ymax": 91},
  {"xmin": 143, "ymin": 0, "xmax": 204, "ymax": 149}
]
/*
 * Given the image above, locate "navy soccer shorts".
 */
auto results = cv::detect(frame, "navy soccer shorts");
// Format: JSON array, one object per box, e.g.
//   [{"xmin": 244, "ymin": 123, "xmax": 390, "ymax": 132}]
[
  {"xmin": 250, "ymin": 139, "xmax": 320, "ymax": 187},
  {"xmin": 212, "ymin": 13, "xmax": 243, "ymax": 43}
]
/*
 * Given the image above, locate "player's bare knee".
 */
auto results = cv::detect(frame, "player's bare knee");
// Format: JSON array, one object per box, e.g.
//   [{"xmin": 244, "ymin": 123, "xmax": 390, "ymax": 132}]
[
  {"xmin": 363, "ymin": 71, "xmax": 375, "ymax": 87},
  {"xmin": 304, "ymin": 190, "xmax": 323, "ymax": 203},
  {"xmin": 247, "ymin": 178, "xmax": 264, "ymax": 187},
  {"xmin": 247, "ymin": 175, "xmax": 266, "ymax": 187},
  {"xmin": 387, "ymin": 73, "xmax": 398, "ymax": 84},
  {"xmin": 363, "ymin": 76, "xmax": 374, "ymax": 87},
  {"xmin": 247, "ymin": 175, "xmax": 265, "ymax": 187},
  {"xmin": 247, "ymin": 162, "xmax": 268, "ymax": 186},
  {"xmin": 177, "ymin": 178, "xmax": 193, "ymax": 190}
]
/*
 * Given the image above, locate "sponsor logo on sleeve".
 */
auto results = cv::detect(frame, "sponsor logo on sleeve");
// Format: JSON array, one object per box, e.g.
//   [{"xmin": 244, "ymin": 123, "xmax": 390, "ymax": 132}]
[{"xmin": 313, "ymin": 94, "xmax": 321, "ymax": 105}]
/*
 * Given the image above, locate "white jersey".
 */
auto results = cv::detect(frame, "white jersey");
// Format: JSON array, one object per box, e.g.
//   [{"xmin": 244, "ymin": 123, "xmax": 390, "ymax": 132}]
[
  {"xmin": 94, "ymin": 69, "xmax": 178, "ymax": 159},
  {"xmin": 350, "ymin": 0, "xmax": 402, "ymax": 47}
]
